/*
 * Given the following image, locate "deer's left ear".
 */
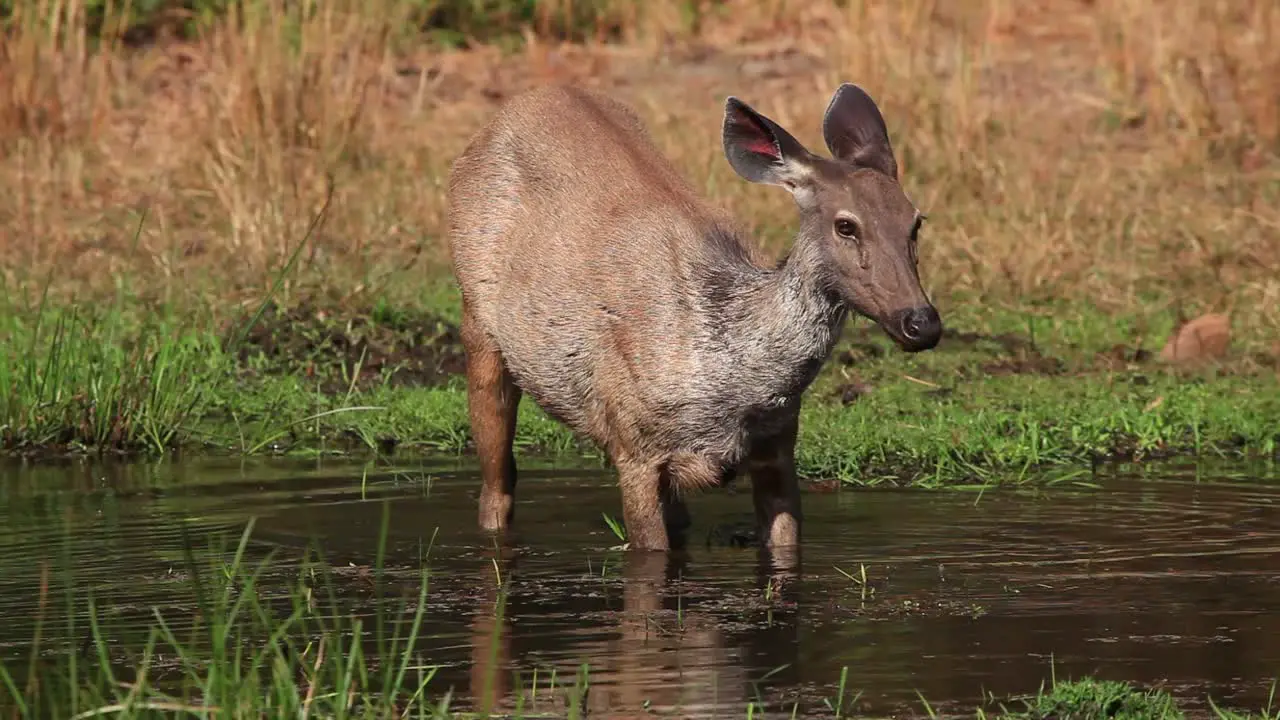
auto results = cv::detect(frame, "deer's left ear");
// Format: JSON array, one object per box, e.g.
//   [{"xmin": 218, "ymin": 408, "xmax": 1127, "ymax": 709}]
[{"xmin": 822, "ymin": 83, "xmax": 898, "ymax": 178}]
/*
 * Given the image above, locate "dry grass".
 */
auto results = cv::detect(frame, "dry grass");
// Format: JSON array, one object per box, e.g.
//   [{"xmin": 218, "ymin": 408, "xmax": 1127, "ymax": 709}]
[{"xmin": 1, "ymin": 0, "xmax": 1277, "ymax": 348}]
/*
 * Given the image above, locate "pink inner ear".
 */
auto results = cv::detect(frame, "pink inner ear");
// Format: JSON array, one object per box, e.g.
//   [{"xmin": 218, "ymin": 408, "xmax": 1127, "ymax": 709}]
[{"xmin": 742, "ymin": 136, "xmax": 779, "ymax": 159}]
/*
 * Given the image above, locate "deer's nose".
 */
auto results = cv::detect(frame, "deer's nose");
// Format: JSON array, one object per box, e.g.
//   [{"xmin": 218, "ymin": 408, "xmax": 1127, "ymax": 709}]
[{"xmin": 895, "ymin": 306, "xmax": 942, "ymax": 351}]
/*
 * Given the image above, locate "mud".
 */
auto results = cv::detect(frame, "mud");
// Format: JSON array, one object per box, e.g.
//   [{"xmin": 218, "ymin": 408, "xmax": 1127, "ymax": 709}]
[
  {"xmin": 229, "ymin": 300, "xmax": 467, "ymax": 391},
  {"xmin": 1, "ymin": 457, "xmax": 1278, "ymax": 717},
  {"xmin": 841, "ymin": 325, "xmax": 1125, "ymax": 378},
  {"xmin": 226, "ymin": 301, "xmax": 1260, "ymax": 407}
]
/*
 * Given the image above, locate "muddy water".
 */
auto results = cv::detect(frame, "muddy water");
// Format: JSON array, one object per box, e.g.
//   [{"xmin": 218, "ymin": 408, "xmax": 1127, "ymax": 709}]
[{"xmin": 1, "ymin": 457, "xmax": 1279, "ymax": 717}]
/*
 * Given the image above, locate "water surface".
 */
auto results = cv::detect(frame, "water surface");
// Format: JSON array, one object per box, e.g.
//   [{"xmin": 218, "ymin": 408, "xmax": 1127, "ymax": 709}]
[{"xmin": 1, "ymin": 457, "xmax": 1278, "ymax": 717}]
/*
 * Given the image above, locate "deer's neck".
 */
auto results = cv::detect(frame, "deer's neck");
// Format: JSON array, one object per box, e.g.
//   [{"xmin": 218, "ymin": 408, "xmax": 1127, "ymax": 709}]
[{"xmin": 705, "ymin": 232, "xmax": 847, "ymax": 403}]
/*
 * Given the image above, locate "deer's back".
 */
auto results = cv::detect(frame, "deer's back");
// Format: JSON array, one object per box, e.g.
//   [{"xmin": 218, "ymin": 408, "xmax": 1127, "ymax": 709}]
[
  {"xmin": 449, "ymin": 84, "xmax": 712, "ymax": 288},
  {"xmin": 448, "ymin": 85, "xmax": 758, "ymax": 450}
]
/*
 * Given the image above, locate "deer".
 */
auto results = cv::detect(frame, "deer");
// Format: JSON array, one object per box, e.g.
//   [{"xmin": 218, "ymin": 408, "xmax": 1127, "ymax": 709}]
[{"xmin": 446, "ymin": 83, "xmax": 941, "ymax": 553}]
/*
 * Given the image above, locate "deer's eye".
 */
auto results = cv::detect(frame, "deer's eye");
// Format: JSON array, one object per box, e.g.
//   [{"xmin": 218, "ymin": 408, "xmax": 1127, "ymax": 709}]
[
  {"xmin": 834, "ymin": 218, "xmax": 860, "ymax": 240},
  {"xmin": 908, "ymin": 216, "xmax": 924, "ymax": 265},
  {"xmin": 911, "ymin": 215, "xmax": 924, "ymax": 241}
]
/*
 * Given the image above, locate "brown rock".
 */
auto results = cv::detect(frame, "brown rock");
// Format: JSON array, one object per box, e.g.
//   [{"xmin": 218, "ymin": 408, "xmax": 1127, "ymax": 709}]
[{"xmin": 1159, "ymin": 313, "xmax": 1231, "ymax": 365}]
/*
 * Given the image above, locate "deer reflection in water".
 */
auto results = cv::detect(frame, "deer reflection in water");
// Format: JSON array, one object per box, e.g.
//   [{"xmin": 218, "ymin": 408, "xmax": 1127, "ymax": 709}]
[{"xmin": 467, "ymin": 546, "xmax": 803, "ymax": 718}]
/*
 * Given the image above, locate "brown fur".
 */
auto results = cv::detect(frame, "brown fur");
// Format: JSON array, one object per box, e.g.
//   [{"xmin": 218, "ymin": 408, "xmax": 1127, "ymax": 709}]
[{"xmin": 447, "ymin": 83, "xmax": 940, "ymax": 551}]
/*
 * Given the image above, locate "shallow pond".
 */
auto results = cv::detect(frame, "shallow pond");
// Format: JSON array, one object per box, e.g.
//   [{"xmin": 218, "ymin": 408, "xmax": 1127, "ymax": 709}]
[{"xmin": 1, "ymin": 457, "xmax": 1278, "ymax": 717}]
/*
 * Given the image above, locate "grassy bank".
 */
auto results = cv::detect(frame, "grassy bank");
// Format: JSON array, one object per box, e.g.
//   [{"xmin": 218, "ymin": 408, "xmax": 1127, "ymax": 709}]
[
  {"xmin": 1, "ymin": 283, "xmax": 1276, "ymax": 486},
  {"xmin": 2, "ymin": 517, "xmax": 1276, "ymax": 718}
]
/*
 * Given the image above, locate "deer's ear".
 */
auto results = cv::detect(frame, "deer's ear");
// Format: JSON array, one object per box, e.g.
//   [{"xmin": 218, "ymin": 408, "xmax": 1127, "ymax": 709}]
[
  {"xmin": 722, "ymin": 97, "xmax": 814, "ymax": 190},
  {"xmin": 822, "ymin": 83, "xmax": 898, "ymax": 178}
]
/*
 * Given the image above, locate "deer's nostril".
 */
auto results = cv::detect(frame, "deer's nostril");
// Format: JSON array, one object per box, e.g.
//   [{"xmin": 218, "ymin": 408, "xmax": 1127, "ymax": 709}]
[
  {"xmin": 886, "ymin": 306, "xmax": 942, "ymax": 352},
  {"xmin": 899, "ymin": 306, "xmax": 941, "ymax": 346},
  {"xmin": 904, "ymin": 314, "xmax": 924, "ymax": 339}
]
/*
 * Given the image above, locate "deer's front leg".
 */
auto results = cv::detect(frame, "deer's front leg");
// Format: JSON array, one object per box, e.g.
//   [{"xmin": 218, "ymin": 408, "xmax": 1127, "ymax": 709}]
[
  {"xmin": 749, "ymin": 417, "xmax": 802, "ymax": 549},
  {"xmin": 618, "ymin": 457, "xmax": 670, "ymax": 551}
]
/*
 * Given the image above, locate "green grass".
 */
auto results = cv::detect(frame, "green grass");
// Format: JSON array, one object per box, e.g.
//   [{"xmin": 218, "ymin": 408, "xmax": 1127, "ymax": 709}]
[
  {"xmin": 212, "ymin": 367, "xmax": 1280, "ymax": 485},
  {"xmin": 983, "ymin": 676, "xmax": 1274, "ymax": 712},
  {"xmin": 995, "ymin": 678, "xmax": 1185, "ymax": 720},
  {"xmin": 796, "ymin": 372, "xmax": 1279, "ymax": 486},
  {"xmin": 990, "ymin": 676, "xmax": 1280, "ymax": 720},
  {"xmin": 3, "ymin": 512, "xmax": 1278, "ymax": 719},
  {"xmin": 0, "ymin": 281, "xmax": 1277, "ymax": 485},
  {"xmin": 0, "ymin": 295, "xmax": 223, "ymax": 455}
]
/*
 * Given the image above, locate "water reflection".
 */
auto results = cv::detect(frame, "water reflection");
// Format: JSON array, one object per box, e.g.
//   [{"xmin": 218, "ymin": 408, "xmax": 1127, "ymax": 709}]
[
  {"xmin": 468, "ymin": 549, "xmax": 778, "ymax": 717},
  {"xmin": 0, "ymin": 457, "xmax": 1277, "ymax": 716}
]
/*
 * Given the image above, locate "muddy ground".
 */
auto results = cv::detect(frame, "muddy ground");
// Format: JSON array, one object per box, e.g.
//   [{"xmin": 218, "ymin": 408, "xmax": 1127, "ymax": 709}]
[
  {"xmin": 230, "ymin": 301, "xmax": 467, "ymax": 393},
  {"xmin": 228, "ymin": 300, "xmax": 1279, "ymax": 400}
]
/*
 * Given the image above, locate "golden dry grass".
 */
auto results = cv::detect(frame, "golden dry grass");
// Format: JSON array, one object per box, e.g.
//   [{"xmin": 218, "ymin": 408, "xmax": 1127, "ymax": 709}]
[{"xmin": 1, "ymin": 0, "xmax": 1277, "ymax": 348}]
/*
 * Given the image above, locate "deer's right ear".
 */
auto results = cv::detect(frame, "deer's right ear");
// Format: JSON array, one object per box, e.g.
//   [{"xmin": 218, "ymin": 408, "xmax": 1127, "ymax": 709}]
[{"xmin": 722, "ymin": 97, "xmax": 813, "ymax": 192}]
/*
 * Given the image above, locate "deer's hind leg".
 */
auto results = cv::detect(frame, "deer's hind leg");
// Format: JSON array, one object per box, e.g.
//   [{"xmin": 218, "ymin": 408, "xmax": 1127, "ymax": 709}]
[{"xmin": 461, "ymin": 305, "xmax": 522, "ymax": 532}]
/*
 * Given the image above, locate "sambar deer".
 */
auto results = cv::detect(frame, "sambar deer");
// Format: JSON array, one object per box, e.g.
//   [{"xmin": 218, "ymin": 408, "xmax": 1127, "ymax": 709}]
[{"xmin": 447, "ymin": 83, "xmax": 941, "ymax": 552}]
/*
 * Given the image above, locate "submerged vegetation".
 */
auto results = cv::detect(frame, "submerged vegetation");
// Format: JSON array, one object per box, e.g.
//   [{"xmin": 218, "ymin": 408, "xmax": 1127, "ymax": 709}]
[{"xmin": 2, "ymin": 512, "xmax": 1278, "ymax": 719}]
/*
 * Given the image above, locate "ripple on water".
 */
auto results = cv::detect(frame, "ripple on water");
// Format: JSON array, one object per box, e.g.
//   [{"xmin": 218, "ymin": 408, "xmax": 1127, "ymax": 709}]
[{"xmin": 0, "ymin": 457, "xmax": 1277, "ymax": 716}]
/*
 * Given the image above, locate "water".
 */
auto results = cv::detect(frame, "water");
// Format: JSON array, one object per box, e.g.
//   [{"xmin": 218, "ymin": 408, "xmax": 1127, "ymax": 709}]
[{"xmin": 1, "ymin": 457, "xmax": 1279, "ymax": 717}]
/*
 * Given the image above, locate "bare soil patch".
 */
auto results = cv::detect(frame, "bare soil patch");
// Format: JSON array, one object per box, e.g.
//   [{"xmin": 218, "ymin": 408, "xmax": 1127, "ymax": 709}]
[{"xmin": 230, "ymin": 302, "xmax": 465, "ymax": 392}]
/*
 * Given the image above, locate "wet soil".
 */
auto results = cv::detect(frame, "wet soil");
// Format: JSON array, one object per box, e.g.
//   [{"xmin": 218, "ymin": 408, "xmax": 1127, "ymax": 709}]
[
  {"xmin": 229, "ymin": 300, "xmax": 467, "ymax": 392},
  {"xmin": 1, "ymin": 457, "xmax": 1279, "ymax": 717},
  {"xmin": 228, "ymin": 299, "xmax": 1144, "ymax": 414},
  {"xmin": 225, "ymin": 300, "xmax": 1276, "ymax": 414},
  {"xmin": 828, "ymin": 327, "xmax": 1077, "ymax": 406}
]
